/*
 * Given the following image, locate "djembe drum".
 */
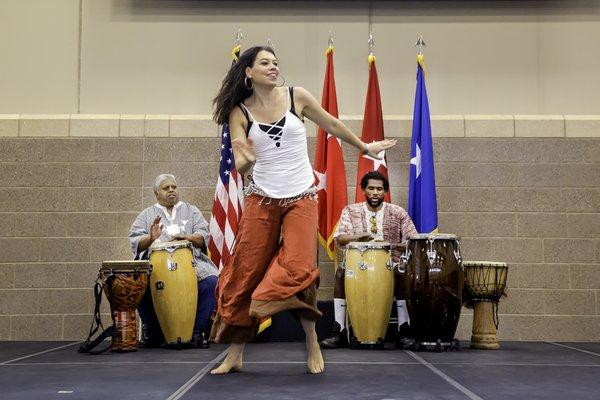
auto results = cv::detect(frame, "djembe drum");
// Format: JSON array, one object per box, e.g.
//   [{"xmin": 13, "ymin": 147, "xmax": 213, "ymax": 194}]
[
  {"xmin": 400, "ymin": 234, "xmax": 463, "ymax": 351},
  {"xmin": 99, "ymin": 260, "xmax": 151, "ymax": 352},
  {"xmin": 463, "ymin": 261, "xmax": 508, "ymax": 350},
  {"xmin": 344, "ymin": 241, "xmax": 394, "ymax": 349},
  {"xmin": 149, "ymin": 240, "xmax": 198, "ymax": 347}
]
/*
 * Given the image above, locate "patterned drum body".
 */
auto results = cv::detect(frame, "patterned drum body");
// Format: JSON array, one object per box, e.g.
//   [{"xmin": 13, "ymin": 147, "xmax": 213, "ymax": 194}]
[
  {"xmin": 99, "ymin": 260, "xmax": 151, "ymax": 352},
  {"xmin": 401, "ymin": 234, "xmax": 463, "ymax": 344},
  {"xmin": 344, "ymin": 241, "xmax": 394, "ymax": 346},
  {"xmin": 463, "ymin": 261, "xmax": 508, "ymax": 350},
  {"xmin": 149, "ymin": 240, "xmax": 198, "ymax": 346}
]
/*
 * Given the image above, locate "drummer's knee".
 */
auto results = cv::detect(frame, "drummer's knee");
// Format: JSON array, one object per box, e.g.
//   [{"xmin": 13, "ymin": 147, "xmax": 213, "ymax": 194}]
[{"xmin": 199, "ymin": 275, "xmax": 218, "ymax": 295}]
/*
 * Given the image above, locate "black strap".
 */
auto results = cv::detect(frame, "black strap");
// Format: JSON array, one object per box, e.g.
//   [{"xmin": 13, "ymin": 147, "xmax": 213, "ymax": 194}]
[
  {"xmin": 289, "ymin": 87, "xmax": 303, "ymax": 121},
  {"xmin": 238, "ymin": 104, "xmax": 252, "ymax": 136},
  {"xmin": 78, "ymin": 276, "xmax": 117, "ymax": 355}
]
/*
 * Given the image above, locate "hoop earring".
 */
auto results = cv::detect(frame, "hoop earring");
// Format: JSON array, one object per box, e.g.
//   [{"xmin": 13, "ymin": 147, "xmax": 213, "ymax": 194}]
[
  {"xmin": 244, "ymin": 76, "xmax": 253, "ymax": 90},
  {"xmin": 276, "ymin": 74, "xmax": 286, "ymax": 87}
]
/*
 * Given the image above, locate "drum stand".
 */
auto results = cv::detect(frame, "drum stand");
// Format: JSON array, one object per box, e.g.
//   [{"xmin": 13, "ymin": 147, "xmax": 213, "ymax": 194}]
[
  {"xmin": 415, "ymin": 339, "xmax": 461, "ymax": 352},
  {"xmin": 470, "ymin": 301, "xmax": 500, "ymax": 350}
]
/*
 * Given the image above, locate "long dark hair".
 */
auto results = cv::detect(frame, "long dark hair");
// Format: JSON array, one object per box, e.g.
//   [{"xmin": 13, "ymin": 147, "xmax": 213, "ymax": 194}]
[{"xmin": 213, "ymin": 46, "xmax": 276, "ymax": 125}]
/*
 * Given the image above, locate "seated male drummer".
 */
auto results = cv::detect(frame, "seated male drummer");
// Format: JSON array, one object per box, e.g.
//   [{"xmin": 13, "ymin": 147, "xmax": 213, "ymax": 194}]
[
  {"xmin": 129, "ymin": 173, "xmax": 218, "ymax": 349},
  {"xmin": 319, "ymin": 170, "xmax": 417, "ymax": 349}
]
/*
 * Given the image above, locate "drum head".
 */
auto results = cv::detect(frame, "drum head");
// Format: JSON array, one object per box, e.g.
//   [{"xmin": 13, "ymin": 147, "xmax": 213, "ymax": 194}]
[
  {"xmin": 150, "ymin": 239, "xmax": 192, "ymax": 252},
  {"xmin": 409, "ymin": 233, "xmax": 460, "ymax": 241},
  {"xmin": 347, "ymin": 241, "xmax": 391, "ymax": 250},
  {"xmin": 463, "ymin": 261, "xmax": 508, "ymax": 268}
]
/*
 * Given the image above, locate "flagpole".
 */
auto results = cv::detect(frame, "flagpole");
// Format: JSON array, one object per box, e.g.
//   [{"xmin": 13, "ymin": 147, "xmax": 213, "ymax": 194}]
[
  {"xmin": 415, "ymin": 34, "xmax": 426, "ymax": 55},
  {"xmin": 408, "ymin": 34, "xmax": 438, "ymax": 234},
  {"xmin": 232, "ymin": 28, "xmax": 242, "ymax": 62},
  {"xmin": 368, "ymin": 31, "xmax": 375, "ymax": 63},
  {"xmin": 415, "ymin": 34, "xmax": 426, "ymax": 72},
  {"xmin": 208, "ymin": 29, "xmax": 244, "ymax": 270},
  {"xmin": 355, "ymin": 31, "xmax": 390, "ymax": 203}
]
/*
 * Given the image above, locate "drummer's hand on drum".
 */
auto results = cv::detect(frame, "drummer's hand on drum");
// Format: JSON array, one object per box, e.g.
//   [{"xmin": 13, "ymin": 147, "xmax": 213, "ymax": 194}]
[
  {"xmin": 356, "ymin": 233, "xmax": 374, "ymax": 242},
  {"xmin": 171, "ymin": 233, "xmax": 188, "ymax": 241},
  {"xmin": 150, "ymin": 216, "xmax": 163, "ymax": 241}
]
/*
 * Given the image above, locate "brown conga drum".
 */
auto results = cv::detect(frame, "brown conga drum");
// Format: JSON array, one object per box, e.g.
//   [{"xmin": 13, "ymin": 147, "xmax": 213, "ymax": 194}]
[
  {"xmin": 463, "ymin": 261, "xmax": 508, "ymax": 350},
  {"xmin": 99, "ymin": 260, "xmax": 151, "ymax": 352},
  {"xmin": 400, "ymin": 234, "xmax": 463, "ymax": 351}
]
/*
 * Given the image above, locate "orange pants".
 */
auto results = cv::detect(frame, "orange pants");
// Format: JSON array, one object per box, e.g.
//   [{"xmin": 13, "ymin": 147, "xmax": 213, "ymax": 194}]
[{"xmin": 210, "ymin": 194, "xmax": 321, "ymax": 343}]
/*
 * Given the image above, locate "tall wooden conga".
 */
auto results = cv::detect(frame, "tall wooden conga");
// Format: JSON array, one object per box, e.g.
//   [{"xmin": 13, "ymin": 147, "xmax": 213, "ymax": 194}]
[
  {"xmin": 149, "ymin": 240, "xmax": 198, "ymax": 347},
  {"xmin": 99, "ymin": 260, "xmax": 151, "ymax": 352},
  {"xmin": 344, "ymin": 242, "xmax": 394, "ymax": 348},
  {"xmin": 463, "ymin": 261, "xmax": 508, "ymax": 350},
  {"xmin": 400, "ymin": 234, "xmax": 463, "ymax": 350}
]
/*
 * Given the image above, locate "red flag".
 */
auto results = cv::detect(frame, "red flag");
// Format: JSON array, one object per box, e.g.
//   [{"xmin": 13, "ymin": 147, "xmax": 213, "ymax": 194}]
[
  {"xmin": 208, "ymin": 45, "xmax": 244, "ymax": 270},
  {"xmin": 314, "ymin": 46, "xmax": 348, "ymax": 260},
  {"xmin": 354, "ymin": 54, "xmax": 391, "ymax": 203}
]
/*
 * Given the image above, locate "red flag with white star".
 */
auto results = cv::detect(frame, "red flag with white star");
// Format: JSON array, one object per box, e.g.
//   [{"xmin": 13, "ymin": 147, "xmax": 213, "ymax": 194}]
[
  {"xmin": 314, "ymin": 46, "xmax": 348, "ymax": 260},
  {"xmin": 355, "ymin": 54, "xmax": 391, "ymax": 202}
]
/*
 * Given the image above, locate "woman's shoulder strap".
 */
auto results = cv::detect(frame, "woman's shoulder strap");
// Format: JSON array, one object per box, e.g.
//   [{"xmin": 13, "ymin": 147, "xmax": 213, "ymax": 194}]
[
  {"xmin": 237, "ymin": 104, "xmax": 252, "ymax": 136},
  {"xmin": 288, "ymin": 87, "xmax": 301, "ymax": 120}
]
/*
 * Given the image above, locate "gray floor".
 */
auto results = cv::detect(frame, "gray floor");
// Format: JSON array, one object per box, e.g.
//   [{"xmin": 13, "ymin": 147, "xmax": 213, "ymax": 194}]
[{"xmin": 1, "ymin": 341, "xmax": 599, "ymax": 400}]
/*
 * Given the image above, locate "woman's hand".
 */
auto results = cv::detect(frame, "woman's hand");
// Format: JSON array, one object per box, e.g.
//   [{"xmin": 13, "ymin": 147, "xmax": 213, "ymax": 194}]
[
  {"xmin": 363, "ymin": 139, "xmax": 397, "ymax": 159},
  {"xmin": 232, "ymin": 138, "xmax": 256, "ymax": 164}
]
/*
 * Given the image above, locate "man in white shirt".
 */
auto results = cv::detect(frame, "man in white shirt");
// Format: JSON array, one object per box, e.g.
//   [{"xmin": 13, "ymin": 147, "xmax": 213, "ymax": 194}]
[{"xmin": 129, "ymin": 174, "xmax": 218, "ymax": 348}]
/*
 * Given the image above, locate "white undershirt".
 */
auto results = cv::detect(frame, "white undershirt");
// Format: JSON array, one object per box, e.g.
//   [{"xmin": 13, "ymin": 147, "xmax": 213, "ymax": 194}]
[{"xmin": 363, "ymin": 202, "xmax": 385, "ymax": 240}]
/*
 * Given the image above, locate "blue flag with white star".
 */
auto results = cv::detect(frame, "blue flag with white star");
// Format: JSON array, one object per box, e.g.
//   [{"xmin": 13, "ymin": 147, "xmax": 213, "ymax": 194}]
[{"xmin": 408, "ymin": 54, "xmax": 438, "ymax": 233}]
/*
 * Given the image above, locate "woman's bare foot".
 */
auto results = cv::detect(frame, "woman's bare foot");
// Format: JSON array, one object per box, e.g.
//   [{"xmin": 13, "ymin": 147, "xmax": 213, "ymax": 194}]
[
  {"xmin": 301, "ymin": 318, "xmax": 325, "ymax": 374},
  {"xmin": 211, "ymin": 343, "xmax": 245, "ymax": 375}
]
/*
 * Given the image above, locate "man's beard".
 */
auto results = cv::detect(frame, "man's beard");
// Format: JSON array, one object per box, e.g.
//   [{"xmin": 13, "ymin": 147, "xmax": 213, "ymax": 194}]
[{"xmin": 366, "ymin": 196, "xmax": 383, "ymax": 209}]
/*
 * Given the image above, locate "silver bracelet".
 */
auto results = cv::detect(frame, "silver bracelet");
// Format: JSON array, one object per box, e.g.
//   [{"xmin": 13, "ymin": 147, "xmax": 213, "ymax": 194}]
[{"xmin": 361, "ymin": 142, "xmax": 369, "ymax": 155}]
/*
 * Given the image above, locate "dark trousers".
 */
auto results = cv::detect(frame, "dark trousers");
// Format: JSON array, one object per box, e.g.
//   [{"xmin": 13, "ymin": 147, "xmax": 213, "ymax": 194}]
[{"xmin": 138, "ymin": 275, "xmax": 218, "ymax": 339}]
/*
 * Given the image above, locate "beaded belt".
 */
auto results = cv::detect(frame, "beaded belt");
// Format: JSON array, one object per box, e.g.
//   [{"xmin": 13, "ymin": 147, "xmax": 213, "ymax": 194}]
[{"xmin": 244, "ymin": 176, "xmax": 317, "ymax": 207}]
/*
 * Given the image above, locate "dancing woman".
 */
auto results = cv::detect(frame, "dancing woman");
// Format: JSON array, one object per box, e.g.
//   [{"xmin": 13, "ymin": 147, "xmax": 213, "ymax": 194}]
[{"xmin": 210, "ymin": 46, "xmax": 396, "ymax": 374}]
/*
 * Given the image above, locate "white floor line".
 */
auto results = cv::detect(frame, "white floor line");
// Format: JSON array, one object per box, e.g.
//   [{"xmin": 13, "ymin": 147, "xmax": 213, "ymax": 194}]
[
  {"xmin": 0, "ymin": 342, "xmax": 81, "ymax": 365},
  {"xmin": 166, "ymin": 349, "xmax": 228, "ymax": 400},
  {"xmin": 2, "ymin": 360, "xmax": 600, "ymax": 368},
  {"xmin": 547, "ymin": 342, "xmax": 600, "ymax": 357},
  {"xmin": 405, "ymin": 350, "xmax": 484, "ymax": 400}
]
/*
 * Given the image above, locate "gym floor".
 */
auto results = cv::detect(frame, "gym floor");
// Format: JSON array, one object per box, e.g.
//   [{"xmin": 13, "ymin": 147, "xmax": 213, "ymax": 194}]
[{"xmin": 1, "ymin": 341, "xmax": 599, "ymax": 399}]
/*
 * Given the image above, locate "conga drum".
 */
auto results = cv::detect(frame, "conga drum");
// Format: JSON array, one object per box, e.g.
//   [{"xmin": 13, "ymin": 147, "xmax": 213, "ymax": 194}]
[
  {"xmin": 344, "ymin": 242, "xmax": 394, "ymax": 348},
  {"xmin": 99, "ymin": 260, "xmax": 151, "ymax": 352},
  {"xmin": 400, "ymin": 234, "xmax": 463, "ymax": 350},
  {"xmin": 149, "ymin": 240, "xmax": 198, "ymax": 347},
  {"xmin": 463, "ymin": 261, "xmax": 508, "ymax": 350}
]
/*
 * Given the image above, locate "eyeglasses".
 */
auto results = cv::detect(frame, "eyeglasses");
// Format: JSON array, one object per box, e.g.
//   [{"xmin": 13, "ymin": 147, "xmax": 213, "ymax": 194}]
[{"xmin": 370, "ymin": 214, "xmax": 378, "ymax": 234}]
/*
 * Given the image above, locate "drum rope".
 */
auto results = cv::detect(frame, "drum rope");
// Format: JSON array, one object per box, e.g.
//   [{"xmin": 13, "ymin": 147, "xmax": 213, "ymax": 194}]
[
  {"xmin": 78, "ymin": 275, "xmax": 117, "ymax": 354},
  {"xmin": 493, "ymin": 301, "xmax": 500, "ymax": 330}
]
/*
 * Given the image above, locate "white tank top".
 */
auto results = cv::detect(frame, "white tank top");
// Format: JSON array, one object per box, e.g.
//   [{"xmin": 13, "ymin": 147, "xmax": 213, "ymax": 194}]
[{"xmin": 240, "ymin": 89, "xmax": 314, "ymax": 199}]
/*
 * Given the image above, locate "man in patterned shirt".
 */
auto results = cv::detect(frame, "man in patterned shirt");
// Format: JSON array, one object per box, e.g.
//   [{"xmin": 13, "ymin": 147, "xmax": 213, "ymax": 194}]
[{"xmin": 319, "ymin": 171, "xmax": 417, "ymax": 349}]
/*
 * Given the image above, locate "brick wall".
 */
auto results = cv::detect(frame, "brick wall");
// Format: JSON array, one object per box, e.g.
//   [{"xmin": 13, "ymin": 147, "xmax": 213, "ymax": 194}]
[{"xmin": 0, "ymin": 115, "xmax": 598, "ymax": 341}]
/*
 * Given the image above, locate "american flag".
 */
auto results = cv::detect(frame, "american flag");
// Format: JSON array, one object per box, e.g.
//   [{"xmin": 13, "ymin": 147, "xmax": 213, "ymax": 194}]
[{"xmin": 208, "ymin": 123, "xmax": 244, "ymax": 270}]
